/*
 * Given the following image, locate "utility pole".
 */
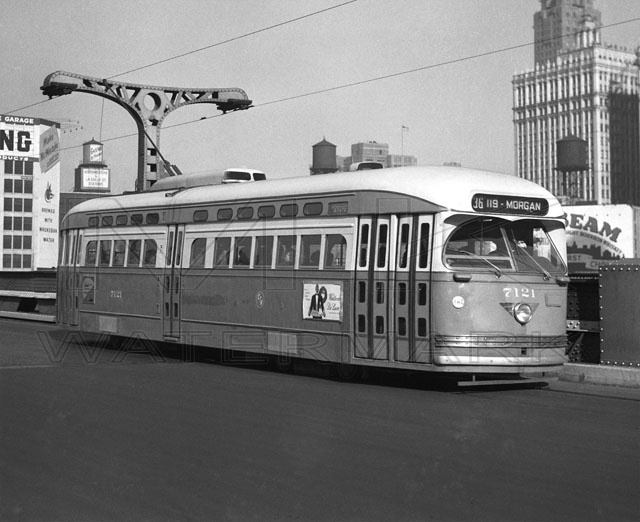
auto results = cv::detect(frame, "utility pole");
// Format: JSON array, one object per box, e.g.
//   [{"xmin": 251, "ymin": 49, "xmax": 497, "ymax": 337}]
[{"xmin": 42, "ymin": 71, "xmax": 252, "ymax": 191}]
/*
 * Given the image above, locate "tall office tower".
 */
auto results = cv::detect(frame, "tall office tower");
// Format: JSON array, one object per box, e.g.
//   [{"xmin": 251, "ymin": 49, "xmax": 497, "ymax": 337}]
[
  {"xmin": 513, "ymin": 19, "xmax": 640, "ymax": 204},
  {"xmin": 534, "ymin": 0, "xmax": 601, "ymax": 66}
]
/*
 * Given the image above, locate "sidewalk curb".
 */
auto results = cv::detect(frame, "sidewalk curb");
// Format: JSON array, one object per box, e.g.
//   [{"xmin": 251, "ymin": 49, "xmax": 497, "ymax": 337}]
[{"xmin": 558, "ymin": 363, "xmax": 640, "ymax": 388}]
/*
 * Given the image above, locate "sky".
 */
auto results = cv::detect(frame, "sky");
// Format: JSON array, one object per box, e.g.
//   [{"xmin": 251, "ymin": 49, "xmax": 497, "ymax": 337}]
[{"xmin": 2, "ymin": 0, "xmax": 639, "ymax": 194}]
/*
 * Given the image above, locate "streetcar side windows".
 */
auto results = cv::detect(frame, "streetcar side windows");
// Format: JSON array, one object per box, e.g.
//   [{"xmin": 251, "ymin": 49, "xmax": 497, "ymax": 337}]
[
  {"xmin": 85, "ymin": 241, "xmax": 97, "ymax": 266},
  {"xmin": 325, "ymin": 234, "xmax": 346, "ymax": 269},
  {"xmin": 300, "ymin": 235, "xmax": 321, "ymax": 268},
  {"xmin": 127, "ymin": 240, "xmax": 141, "ymax": 267},
  {"xmin": 234, "ymin": 237, "xmax": 252, "ymax": 266},
  {"xmin": 213, "ymin": 237, "xmax": 231, "ymax": 267},
  {"xmin": 276, "ymin": 235, "xmax": 296, "ymax": 267},
  {"xmin": 113, "ymin": 240, "xmax": 126, "ymax": 267},
  {"xmin": 189, "ymin": 238, "xmax": 207, "ymax": 268},
  {"xmin": 142, "ymin": 240, "xmax": 157, "ymax": 267},
  {"xmin": 254, "ymin": 236, "xmax": 274, "ymax": 267},
  {"xmin": 99, "ymin": 240, "xmax": 112, "ymax": 266}
]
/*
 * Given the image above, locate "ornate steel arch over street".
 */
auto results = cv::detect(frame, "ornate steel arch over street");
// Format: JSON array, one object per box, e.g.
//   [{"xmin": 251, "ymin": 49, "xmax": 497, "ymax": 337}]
[{"xmin": 41, "ymin": 71, "xmax": 252, "ymax": 191}]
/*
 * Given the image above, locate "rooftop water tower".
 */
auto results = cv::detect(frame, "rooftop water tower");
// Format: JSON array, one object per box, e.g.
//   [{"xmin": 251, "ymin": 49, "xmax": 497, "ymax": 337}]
[{"xmin": 310, "ymin": 138, "xmax": 337, "ymax": 175}]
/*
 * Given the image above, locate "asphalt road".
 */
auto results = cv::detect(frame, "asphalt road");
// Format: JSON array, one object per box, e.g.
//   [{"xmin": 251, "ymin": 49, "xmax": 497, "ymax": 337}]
[{"xmin": 1, "ymin": 319, "xmax": 639, "ymax": 522}]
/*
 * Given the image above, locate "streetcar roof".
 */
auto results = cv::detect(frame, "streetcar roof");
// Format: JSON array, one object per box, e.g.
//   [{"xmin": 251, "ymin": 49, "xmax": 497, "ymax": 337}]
[{"xmin": 63, "ymin": 165, "xmax": 564, "ymax": 223}]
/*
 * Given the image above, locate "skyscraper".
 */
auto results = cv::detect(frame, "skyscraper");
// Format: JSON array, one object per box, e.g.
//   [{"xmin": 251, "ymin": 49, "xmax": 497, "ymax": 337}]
[
  {"xmin": 534, "ymin": 0, "xmax": 602, "ymax": 66},
  {"xmin": 513, "ymin": 6, "xmax": 640, "ymax": 205}
]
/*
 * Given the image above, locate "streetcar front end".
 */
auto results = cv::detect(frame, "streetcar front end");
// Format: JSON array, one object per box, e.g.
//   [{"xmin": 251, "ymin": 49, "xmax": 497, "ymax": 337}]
[{"xmin": 429, "ymin": 197, "xmax": 568, "ymax": 374}]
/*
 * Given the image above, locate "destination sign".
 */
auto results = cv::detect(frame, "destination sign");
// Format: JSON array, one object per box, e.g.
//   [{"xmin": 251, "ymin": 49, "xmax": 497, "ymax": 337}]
[{"xmin": 471, "ymin": 193, "xmax": 549, "ymax": 216}]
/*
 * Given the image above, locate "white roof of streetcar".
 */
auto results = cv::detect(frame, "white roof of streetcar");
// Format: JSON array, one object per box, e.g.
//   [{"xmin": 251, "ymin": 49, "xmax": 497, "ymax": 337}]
[{"xmin": 64, "ymin": 166, "xmax": 564, "ymax": 221}]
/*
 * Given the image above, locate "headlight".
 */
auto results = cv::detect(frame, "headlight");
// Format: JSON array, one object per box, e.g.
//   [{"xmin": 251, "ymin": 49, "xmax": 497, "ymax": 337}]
[{"xmin": 513, "ymin": 303, "xmax": 533, "ymax": 324}]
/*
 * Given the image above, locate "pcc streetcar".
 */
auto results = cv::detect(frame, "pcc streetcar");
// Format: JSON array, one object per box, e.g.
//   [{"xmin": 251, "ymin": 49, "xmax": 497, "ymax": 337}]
[{"xmin": 57, "ymin": 166, "xmax": 569, "ymax": 381}]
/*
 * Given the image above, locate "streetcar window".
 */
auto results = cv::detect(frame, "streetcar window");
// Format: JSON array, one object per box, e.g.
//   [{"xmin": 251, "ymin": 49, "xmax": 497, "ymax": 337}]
[
  {"xmin": 258, "ymin": 206, "xmax": 275, "ymax": 219},
  {"xmin": 116, "ymin": 215, "xmax": 128, "ymax": 226},
  {"xmin": 444, "ymin": 218, "xmax": 512, "ymax": 271},
  {"xmin": 146, "ymin": 213, "xmax": 159, "ymax": 225},
  {"xmin": 359, "ymin": 224, "xmax": 370, "ymax": 268},
  {"xmin": 237, "ymin": 207, "xmax": 254, "ymax": 220},
  {"xmin": 217, "ymin": 208, "xmax": 233, "ymax": 221},
  {"xmin": 99, "ymin": 240, "xmax": 112, "ymax": 266},
  {"xmin": 88, "ymin": 216, "xmax": 99, "ymax": 227},
  {"xmin": 193, "ymin": 210, "xmax": 208, "ymax": 222},
  {"xmin": 113, "ymin": 240, "xmax": 126, "ymax": 267},
  {"xmin": 398, "ymin": 223, "xmax": 410, "ymax": 269},
  {"xmin": 127, "ymin": 240, "xmax": 141, "ymax": 267},
  {"xmin": 101, "ymin": 216, "xmax": 113, "ymax": 227},
  {"xmin": 254, "ymin": 236, "xmax": 274, "ymax": 267},
  {"xmin": 325, "ymin": 234, "xmax": 347, "ymax": 269},
  {"xmin": 506, "ymin": 220, "xmax": 566, "ymax": 274},
  {"xmin": 303, "ymin": 202, "xmax": 323, "ymax": 216},
  {"xmin": 398, "ymin": 317, "xmax": 407, "ymax": 337},
  {"xmin": 189, "ymin": 238, "xmax": 207, "ymax": 268},
  {"xmin": 376, "ymin": 224, "xmax": 388, "ymax": 268},
  {"xmin": 280, "ymin": 204, "xmax": 298, "ymax": 218},
  {"xmin": 85, "ymin": 241, "xmax": 97, "ymax": 266},
  {"xmin": 213, "ymin": 237, "xmax": 231, "ymax": 267},
  {"xmin": 142, "ymin": 240, "xmax": 157, "ymax": 267},
  {"xmin": 175, "ymin": 233, "xmax": 183, "ymax": 266},
  {"xmin": 300, "ymin": 235, "xmax": 321, "ymax": 268},
  {"xmin": 234, "ymin": 237, "xmax": 251, "ymax": 266},
  {"xmin": 444, "ymin": 218, "xmax": 566, "ymax": 274},
  {"xmin": 418, "ymin": 223, "xmax": 430, "ymax": 269},
  {"xmin": 131, "ymin": 214, "xmax": 143, "ymax": 226},
  {"xmin": 276, "ymin": 235, "xmax": 296, "ymax": 267}
]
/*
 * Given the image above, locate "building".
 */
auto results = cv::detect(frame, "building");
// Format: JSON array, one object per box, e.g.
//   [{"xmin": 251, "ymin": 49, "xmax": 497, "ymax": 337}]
[
  {"xmin": 534, "ymin": 0, "xmax": 601, "ymax": 66},
  {"xmin": 312, "ymin": 139, "xmax": 418, "ymax": 173},
  {"xmin": 513, "ymin": 10, "xmax": 640, "ymax": 205},
  {"xmin": 1, "ymin": 114, "xmax": 60, "ymax": 271},
  {"xmin": 387, "ymin": 154, "xmax": 418, "ymax": 168},
  {"xmin": 351, "ymin": 141, "xmax": 389, "ymax": 167}
]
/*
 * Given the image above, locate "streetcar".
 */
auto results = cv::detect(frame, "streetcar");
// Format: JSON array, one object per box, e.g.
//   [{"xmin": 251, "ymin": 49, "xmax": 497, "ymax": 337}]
[{"xmin": 57, "ymin": 166, "xmax": 569, "ymax": 383}]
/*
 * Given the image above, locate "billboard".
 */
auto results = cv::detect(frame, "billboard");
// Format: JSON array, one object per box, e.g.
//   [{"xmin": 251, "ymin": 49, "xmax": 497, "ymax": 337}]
[
  {"xmin": 1, "ymin": 114, "xmax": 60, "ymax": 271},
  {"xmin": 565, "ymin": 204, "xmax": 640, "ymax": 273}
]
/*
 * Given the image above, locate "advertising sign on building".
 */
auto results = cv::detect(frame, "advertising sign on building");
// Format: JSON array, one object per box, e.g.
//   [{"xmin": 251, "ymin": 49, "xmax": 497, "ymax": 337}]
[
  {"xmin": 79, "ymin": 166, "xmax": 110, "ymax": 192},
  {"xmin": 565, "ymin": 204, "xmax": 640, "ymax": 273},
  {"xmin": 1, "ymin": 114, "xmax": 60, "ymax": 271}
]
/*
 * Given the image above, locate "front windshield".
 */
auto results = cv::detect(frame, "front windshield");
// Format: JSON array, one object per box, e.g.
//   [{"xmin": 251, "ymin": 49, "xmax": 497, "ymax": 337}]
[{"xmin": 444, "ymin": 217, "xmax": 566, "ymax": 275}]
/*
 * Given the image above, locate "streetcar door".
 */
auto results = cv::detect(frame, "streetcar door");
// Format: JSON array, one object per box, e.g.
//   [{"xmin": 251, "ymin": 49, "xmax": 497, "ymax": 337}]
[
  {"xmin": 163, "ymin": 225, "xmax": 184, "ymax": 339},
  {"xmin": 58, "ymin": 229, "xmax": 81, "ymax": 326},
  {"xmin": 354, "ymin": 216, "xmax": 391, "ymax": 360},
  {"xmin": 394, "ymin": 215, "xmax": 433, "ymax": 363}
]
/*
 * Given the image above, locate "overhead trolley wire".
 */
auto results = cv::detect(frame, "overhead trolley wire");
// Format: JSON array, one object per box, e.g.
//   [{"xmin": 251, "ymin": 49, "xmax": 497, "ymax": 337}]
[
  {"xmin": 2, "ymin": 0, "xmax": 359, "ymax": 116},
  {"xmin": 36, "ymin": 15, "xmax": 640, "ymax": 154}
]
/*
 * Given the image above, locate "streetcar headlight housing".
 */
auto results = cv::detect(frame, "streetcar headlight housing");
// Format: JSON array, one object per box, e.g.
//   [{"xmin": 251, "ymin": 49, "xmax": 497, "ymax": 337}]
[{"xmin": 513, "ymin": 303, "xmax": 533, "ymax": 324}]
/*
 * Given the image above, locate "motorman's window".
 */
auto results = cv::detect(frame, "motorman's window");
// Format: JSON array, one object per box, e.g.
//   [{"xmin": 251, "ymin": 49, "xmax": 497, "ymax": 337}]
[
  {"xmin": 325, "ymin": 234, "xmax": 347, "ymax": 269},
  {"xmin": 143, "ymin": 239, "xmax": 157, "ymax": 267},
  {"xmin": 213, "ymin": 237, "xmax": 231, "ymax": 267},
  {"xmin": 85, "ymin": 240, "xmax": 97, "ymax": 266},
  {"xmin": 300, "ymin": 235, "xmax": 321, "ymax": 267},
  {"xmin": 127, "ymin": 239, "xmax": 141, "ymax": 267},
  {"xmin": 190, "ymin": 238, "xmax": 207, "ymax": 268},
  {"xmin": 377, "ymin": 224, "xmax": 388, "ymax": 268},
  {"xmin": 254, "ymin": 236, "xmax": 274, "ymax": 267}
]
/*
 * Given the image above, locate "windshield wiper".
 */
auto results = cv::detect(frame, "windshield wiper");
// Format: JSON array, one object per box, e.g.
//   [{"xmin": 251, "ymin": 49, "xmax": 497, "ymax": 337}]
[
  {"xmin": 449, "ymin": 248, "xmax": 502, "ymax": 278},
  {"xmin": 514, "ymin": 244, "xmax": 552, "ymax": 281}
]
